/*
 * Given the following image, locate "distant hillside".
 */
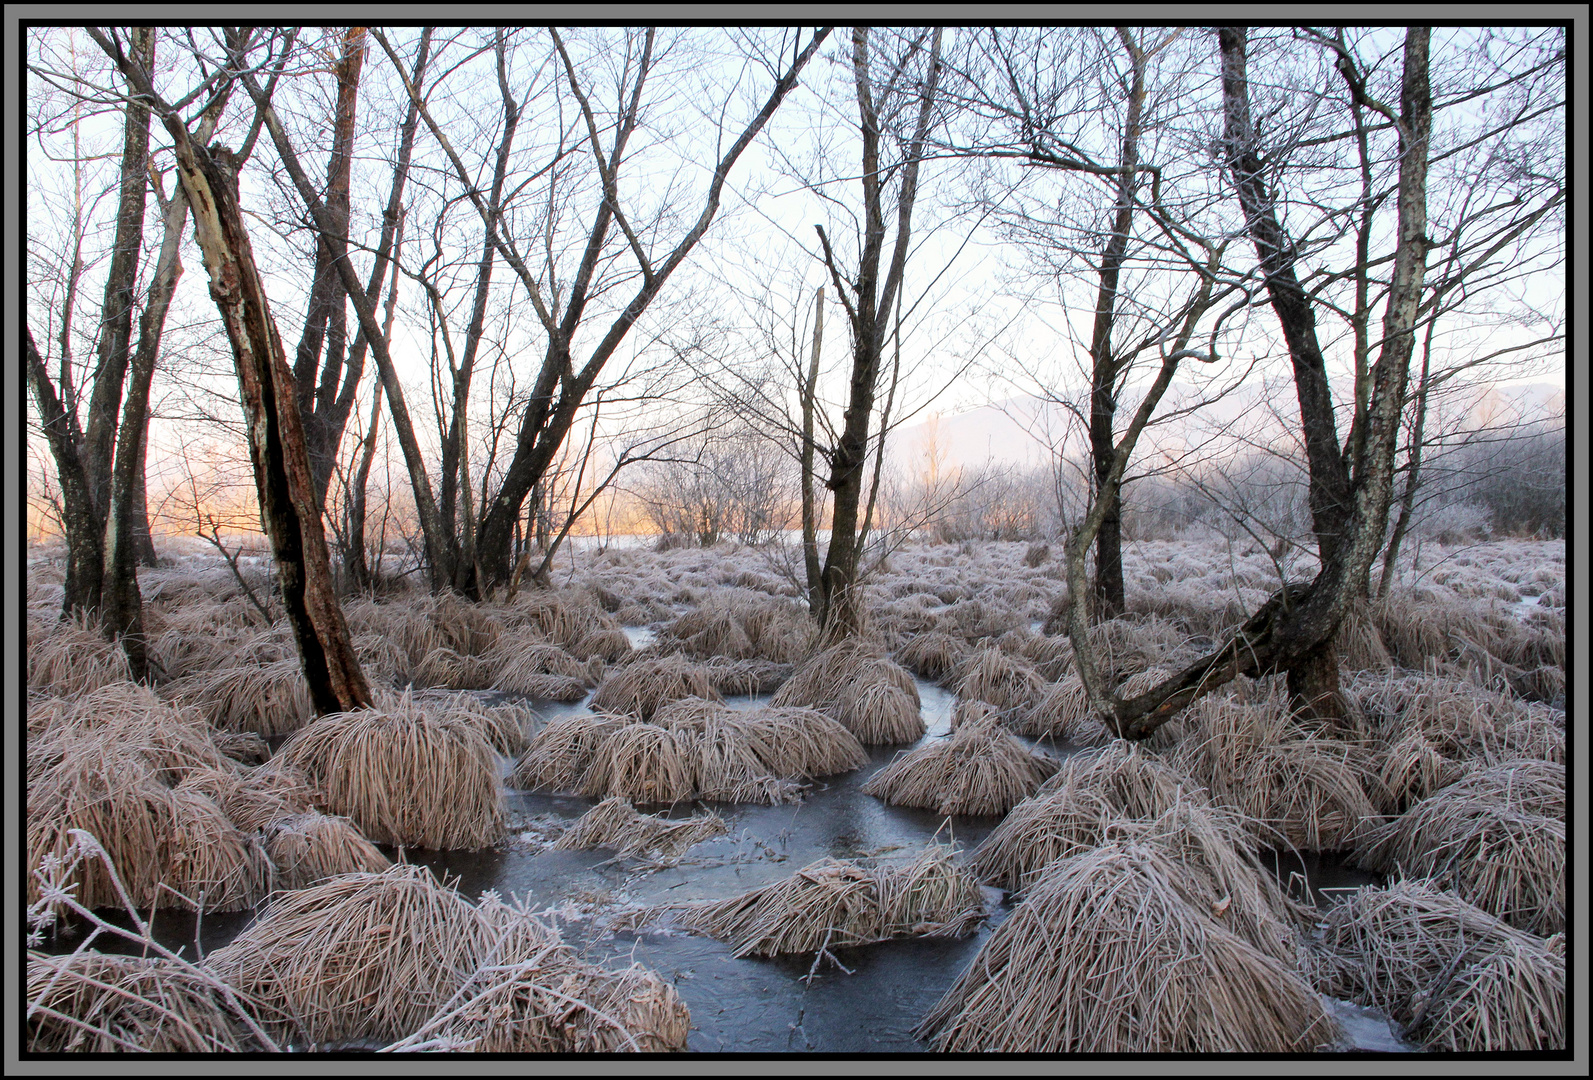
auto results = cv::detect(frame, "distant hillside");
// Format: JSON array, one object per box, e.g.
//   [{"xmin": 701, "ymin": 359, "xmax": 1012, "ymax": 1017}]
[{"xmin": 889, "ymin": 380, "xmax": 1564, "ymax": 475}]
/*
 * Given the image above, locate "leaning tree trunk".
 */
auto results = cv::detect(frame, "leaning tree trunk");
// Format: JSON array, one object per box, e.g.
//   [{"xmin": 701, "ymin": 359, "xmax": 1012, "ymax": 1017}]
[
  {"xmin": 26, "ymin": 327, "xmax": 103, "ymax": 617},
  {"xmin": 169, "ymin": 140, "xmax": 372, "ymax": 715}
]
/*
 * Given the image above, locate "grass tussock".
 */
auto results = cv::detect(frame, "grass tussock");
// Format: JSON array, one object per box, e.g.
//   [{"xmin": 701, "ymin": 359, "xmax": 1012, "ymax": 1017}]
[
  {"xmin": 773, "ymin": 640, "xmax": 924, "ymax": 743},
  {"xmin": 264, "ymin": 811, "xmax": 392, "ymax": 889},
  {"xmin": 1168, "ymin": 692, "xmax": 1381, "ymax": 850},
  {"xmin": 895, "ymin": 630, "xmax": 970, "ymax": 681},
  {"xmin": 862, "ymin": 710, "xmax": 1055, "ymax": 816},
  {"xmin": 1353, "ymin": 761, "xmax": 1564, "ymax": 935},
  {"xmin": 552, "ymin": 797, "xmax": 728, "ymax": 862},
  {"xmin": 207, "ymin": 865, "xmax": 688, "ymax": 1051},
  {"xmin": 509, "ymin": 713, "xmax": 632, "ymax": 791},
  {"xmin": 411, "ymin": 647, "xmax": 495, "ymax": 691},
  {"xmin": 276, "ymin": 695, "xmax": 504, "ymax": 850},
  {"xmin": 919, "ymin": 827, "xmax": 1337, "ymax": 1053},
  {"xmin": 163, "ymin": 658, "xmax": 315, "ymax": 737},
  {"xmin": 660, "ymin": 591, "xmax": 815, "ymax": 665},
  {"xmin": 590, "ymin": 654, "xmax": 721, "ymax": 721},
  {"xmin": 578, "ymin": 723, "xmax": 698, "ymax": 804},
  {"xmin": 484, "ymin": 632, "xmax": 600, "ymax": 697},
  {"xmin": 949, "ymin": 645, "xmax": 1045, "ymax": 715},
  {"xmin": 1309, "ymin": 879, "xmax": 1563, "ymax": 1051},
  {"xmin": 27, "ymin": 951, "xmax": 276, "ymax": 1053},
  {"xmin": 27, "ymin": 614, "xmax": 131, "ymax": 696},
  {"xmin": 205, "ymin": 863, "xmax": 496, "ymax": 1046},
  {"xmin": 634, "ymin": 846, "xmax": 983, "ymax": 959}
]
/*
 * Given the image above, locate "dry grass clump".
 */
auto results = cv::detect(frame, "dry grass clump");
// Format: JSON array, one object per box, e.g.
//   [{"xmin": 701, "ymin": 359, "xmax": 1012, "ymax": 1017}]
[
  {"xmin": 1014, "ymin": 675, "xmax": 1099, "ymax": 742},
  {"xmin": 862, "ymin": 711, "xmax": 1055, "ymax": 816},
  {"xmin": 27, "ymin": 614, "xmax": 131, "ymax": 696},
  {"xmin": 504, "ymin": 588, "xmax": 633, "ymax": 662},
  {"xmin": 578, "ymin": 723, "xmax": 698, "ymax": 804},
  {"xmin": 553, "ymin": 797, "xmax": 728, "ymax": 862},
  {"xmin": 387, "ymin": 894, "xmax": 689, "ymax": 1053},
  {"xmin": 509, "ymin": 713, "xmax": 632, "ymax": 791},
  {"xmin": 771, "ymin": 639, "xmax": 925, "ymax": 744},
  {"xmin": 396, "ymin": 690, "xmax": 533, "ymax": 757},
  {"xmin": 1309, "ymin": 879, "xmax": 1563, "ymax": 1051},
  {"xmin": 636, "ymin": 846, "xmax": 983, "ymax": 959},
  {"xmin": 948, "ymin": 645, "xmax": 1045, "ymax": 716},
  {"xmin": 1168, "ymin": 693, "xmax": 1381, "ymax": 850},
  {"xmin": 163, "ymin": 658, "xmax": 315, "ymax": 737},
  {"xmin": 590, "ymin": 654, "xmax": 721, "ymax": 720},
  {"xmin": 525, "ymin": 700, "xmax": 864, "ymax": 805},
  {"xmin": 918, "ymin": 830, "xmax": 1338, "ymax": 1053},
  {"xmin": 264, "ymin": 811, "xmax": 392, "ymax": 889},
  {"xmin": 163, "ymin": 787, "xmax": 274, "ymax": 912},
  {"xmin": 276, "ymin": 695, "xmax": 504, "ymax": 850},
  {"xmin": 27, "ymin": 951, "xmax": 275, "ymax": 1053},
  {"xmin": 660, "ymin": 591, "xmax": 815, "ymax": 664},
  {"xmin": 1353, "ymin": 761, "xmax": 1564, "ymax": 935},
  {"xmin": 412, "ymin": 646, "xmax": 495, "ymax": 691},
  {"xmin": 702, "ymin": 656, "xmax": 792, "ymax": 696},
  {"xmin": 352, "ymin": 631, "xmax": 413, "ymax": 686},
  {"xmin": 484, "ymin": 633, "xmax": 599, "ymax": 697},
  {"xmin": 994, "ymin": 628, "xmax": 1073, "ymax": 680},
  {"xmin": 895, "ymin": 629, "xmax": 970, "ymax": 681},
  {"xmin": 28, "ymin": 700, "xmax": 279, "ymax": 916},
  {"xmin": 206, "ymin": 863, "xmax": 492, "ymax": 1045}
]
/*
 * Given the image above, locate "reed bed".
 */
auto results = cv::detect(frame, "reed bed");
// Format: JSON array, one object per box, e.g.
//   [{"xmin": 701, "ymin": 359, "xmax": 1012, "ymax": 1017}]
[
  {"xmin": 862, "ymin": 710, "xmax": 1055, "ymax": 816},
  {"xmin": 949, "ymin": 646, "xmax": 1045, "ymax": 716},
  {"xmin": 1309, "ymin": 879, "xmax": 1563, "ymax": 1051},
  {"xmin": 1353, "ymin": 761, "xmax": 1564, "ymax": 935},
  {"xmin": 634, "ymin": 846, "xmax": 983, "ymax": 959},
  {"xmin": 27, "ymin": 614, "xmax": 131, "ymax": 696},
  {"xmin": 590, "ymin": 654, "xmax": 721, "ymax": 721},
  {"xmin": 276, "ymin": 696, "xmax": 504, "ymax": 850},
  {"xmin": 27, "ymin": 951, "xmax": 274, "ymax": 1053},
  {"xmin": 918, "ymin": 832, "xmax": 1338, "ymax": 1053},
  {"xmin": 164, "ymin": 658, "xmax": 315, "ymax": 737},
  {"xmin": 264, "ymin": 811, "xmax": 392, "ymax": 889},
  {"xmin": 552, "ymin": 797, "xmax": 728, "ymax": 862}
]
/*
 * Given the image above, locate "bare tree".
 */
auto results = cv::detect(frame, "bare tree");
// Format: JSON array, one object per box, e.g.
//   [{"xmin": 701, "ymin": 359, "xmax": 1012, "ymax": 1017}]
[{"xmin": 91, "ymin": 26, "xmax": 372, "ymax": 714}]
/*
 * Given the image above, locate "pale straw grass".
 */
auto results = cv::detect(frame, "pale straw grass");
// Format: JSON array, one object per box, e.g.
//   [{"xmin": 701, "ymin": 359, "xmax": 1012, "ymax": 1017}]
[
  {"xmin": 509, "ymin": 713, "xmax": 632, "ymax": 791},
  {"xmin": 895, "ymin": 629, "xmax": 971, "ymax": 681},
  {"xmin": 552, "ymin": 797, "xmax": 728, "ymax": 862},
  {"xmin": 1353, "ymin": 761, "xmax": 1564, "ymax": 935},
  {"xmin": 263, "ymin": 811, "xmax": 392, "ymax": 890},
  {"xmin": 949, "ymin": 645, "xmax": 1045, "ymax": 715},
  {"xmin": 917, "ymin": 828, "xmax": 1338, "ymax": 1053},
  {"xmin": 164, "ymin": 658, "xmax": 315, "ymax": 737},
  {"xmin": 1309, "ymin": 879, "xmax": 1563, "ymax": 1051},
  {"xmin": 206, "ymin": 864, "xmax": 494, "ymax": 1046},
  {"xmin": 590, "ymin": 654, "xmax": 721, "ymax": 720},
  {"xmin": 27, "ymin": 951, "xmax": 272, "ymax": 1053},
  {"xmin": 771, "ymin": 640, "xmax": 924, "ymax": 743},
  {"xmin": 862, "ymin": 710, "xmax": 1056, "ymax": 816},
  {"xmin": 632, "ymin": 845, "xmax": 983, "ymax": 961},
  {"xmin": 577, "ymin": 723, "xmax": 699, "ymax": 805},
  {"xmin": 276, "ymin": 695, "xmax": 505, "ymax": 850},
  {"xmin": 27, "ymin": 613, "xmax": 131, "ymax": 696}
]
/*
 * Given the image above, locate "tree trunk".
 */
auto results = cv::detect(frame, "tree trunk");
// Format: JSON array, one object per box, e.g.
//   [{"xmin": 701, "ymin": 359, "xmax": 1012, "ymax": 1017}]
[
  {"xmin": 27, "ymin": 327, "xmax": 103, "ymax": 617},
  {"xmin": 100, "ymin": 178, "xmax": 189, "ymax": 680},
  {"xmin": 800, "ymin": 287, "xmax": 825, "ymax": 608},
  {"xmin": 167, "ymin": 135, "xmax": 372, "ymax": 714},
  {"xmin": 82, "ymin": 27, "xmax": 154, "ymax": 523}
]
